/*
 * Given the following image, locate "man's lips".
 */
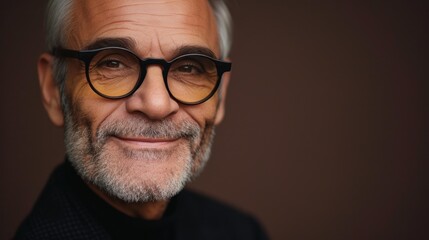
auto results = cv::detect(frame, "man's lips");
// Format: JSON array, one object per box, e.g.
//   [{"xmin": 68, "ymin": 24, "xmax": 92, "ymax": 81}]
[{"xmin": 112, "ymin": 136, "xmax": 180, "ymax": 148}]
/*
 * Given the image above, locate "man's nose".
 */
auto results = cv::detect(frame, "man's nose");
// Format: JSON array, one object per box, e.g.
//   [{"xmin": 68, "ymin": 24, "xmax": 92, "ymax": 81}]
[{"xmin": 125, "ymin": 66, "xmax": 179, "ymax": 120}]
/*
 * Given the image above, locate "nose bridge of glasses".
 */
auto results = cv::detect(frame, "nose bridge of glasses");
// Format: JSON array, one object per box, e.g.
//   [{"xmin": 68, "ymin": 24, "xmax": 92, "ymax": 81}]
[
  {"xmin": 140, "ymin": 58, "xmax": 168, "ymax": 71},
  {"xmin": 138, "ymin": 58, "xmax": 170, "ymax": 85}
]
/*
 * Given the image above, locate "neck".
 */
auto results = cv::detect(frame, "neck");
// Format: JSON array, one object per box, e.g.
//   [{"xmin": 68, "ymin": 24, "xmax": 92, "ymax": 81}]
[{"xmin": 87, "ymin": 183, "xmax": 169, "ymax": 220}]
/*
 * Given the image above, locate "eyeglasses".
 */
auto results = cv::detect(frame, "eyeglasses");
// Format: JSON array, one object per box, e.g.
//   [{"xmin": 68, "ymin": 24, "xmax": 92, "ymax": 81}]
[{"xmin": 53, "ymin": 47, "xmax": 232, "ymax": 105}]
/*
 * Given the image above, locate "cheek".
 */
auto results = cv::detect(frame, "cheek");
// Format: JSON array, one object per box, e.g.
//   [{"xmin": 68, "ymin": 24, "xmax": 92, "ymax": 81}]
[
  {"xmin": 87, "ymin": 102, "xmax": 124, "ymax": 135},
  {"xmin": 182, "ymin": 98, "xmax": 219, "ymax": 128},
  {"xmin": 66, "ymin": 62, "xmax": 93, "ymax": 102},
  {"xmin": 67, "ymin": 78, "xmax": 124, "ymax": 137}
]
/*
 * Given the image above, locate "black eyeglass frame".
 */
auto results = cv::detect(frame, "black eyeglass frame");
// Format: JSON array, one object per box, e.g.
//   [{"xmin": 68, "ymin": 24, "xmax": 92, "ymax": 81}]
[{"xmin": 52, "ymin": 47, "xmax": 232, "ymax": 105}]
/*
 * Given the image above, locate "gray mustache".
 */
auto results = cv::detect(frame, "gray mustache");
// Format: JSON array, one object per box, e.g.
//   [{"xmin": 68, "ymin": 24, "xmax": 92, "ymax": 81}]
[{"xmin": 95, "ymin": 118, "xmax": 201, "ymax": 142}]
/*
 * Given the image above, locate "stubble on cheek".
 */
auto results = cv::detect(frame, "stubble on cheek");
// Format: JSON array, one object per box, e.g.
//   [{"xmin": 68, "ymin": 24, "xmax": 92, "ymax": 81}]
[
  {"xmin": 188, "ymin": 122, "xmax": 215, "ymax": 178},
  {"xmin": 64, "ymin": 101, "xmax": 100, "ymax": 179}
]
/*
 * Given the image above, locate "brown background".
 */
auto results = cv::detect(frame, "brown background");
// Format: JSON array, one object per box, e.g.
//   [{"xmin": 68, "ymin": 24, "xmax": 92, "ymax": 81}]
[{"xmin": 1, "ymin": 1, "xmax": 428, "ymax": 239}]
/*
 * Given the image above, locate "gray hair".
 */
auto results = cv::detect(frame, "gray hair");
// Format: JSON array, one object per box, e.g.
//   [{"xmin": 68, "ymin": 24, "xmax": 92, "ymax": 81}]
[{"xmin": 45, "ymin": 0, "xmax": 233, "ymax": 94}]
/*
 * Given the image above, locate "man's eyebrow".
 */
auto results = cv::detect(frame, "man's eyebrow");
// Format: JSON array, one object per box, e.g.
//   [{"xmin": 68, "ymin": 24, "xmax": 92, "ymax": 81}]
[
  {"xmin": 83, "ymin": 39, "xmax": 217, "ymax": 59},
  {"xmin": 173, "ymin": 46, "xmax": 217, "ymax": 59},
  {"xmin": 83, "ymin": 37, "xmax": 137, "ymax": 50}
]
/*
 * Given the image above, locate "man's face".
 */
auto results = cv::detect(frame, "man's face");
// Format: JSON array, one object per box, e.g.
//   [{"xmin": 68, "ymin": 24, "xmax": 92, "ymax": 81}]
[{"xmin": 59, "ymin": 0, "xmax": 226, "ymax": 202}]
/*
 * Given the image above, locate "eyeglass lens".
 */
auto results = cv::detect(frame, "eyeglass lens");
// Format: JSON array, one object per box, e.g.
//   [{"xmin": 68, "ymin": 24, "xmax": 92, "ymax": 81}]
[{"xmin": 87, "ymin": 48, "xmax": 219, "ymax": 103}]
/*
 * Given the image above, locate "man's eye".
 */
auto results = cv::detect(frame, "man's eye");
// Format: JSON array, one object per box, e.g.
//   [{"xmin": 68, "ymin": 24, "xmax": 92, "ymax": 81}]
[
  {"xmin": 175, "ymin": 63, "xmax": 205, "ymax": 74},
  {"xmin": 178, "ymin": 65, "xmax": 199, "ymax": 73},
  {"xmin": 99, "ymin": 60, "xmax": 122, "ymax": 68}
]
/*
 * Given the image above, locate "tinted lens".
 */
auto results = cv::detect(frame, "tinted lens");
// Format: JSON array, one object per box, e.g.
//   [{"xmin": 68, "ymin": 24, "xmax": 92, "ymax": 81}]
[
  {"xmin": 167, "ymin": 55, "xmax": 218, "ymax": 103},
  {"xmin": 88, "ymin": 49, "xmax": 140, "ymax": 97}
]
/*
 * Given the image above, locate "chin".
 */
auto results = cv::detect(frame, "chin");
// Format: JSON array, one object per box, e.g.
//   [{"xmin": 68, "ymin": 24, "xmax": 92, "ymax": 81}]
[{"xmin": 71, "ymin": 140, "xmax": 196, "ymax": 202}]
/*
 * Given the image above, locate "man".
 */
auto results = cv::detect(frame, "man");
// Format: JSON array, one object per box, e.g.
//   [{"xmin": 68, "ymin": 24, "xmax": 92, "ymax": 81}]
[{"xmin": 15, "ymin": 0, "xmax": 268, "ymax": 239}]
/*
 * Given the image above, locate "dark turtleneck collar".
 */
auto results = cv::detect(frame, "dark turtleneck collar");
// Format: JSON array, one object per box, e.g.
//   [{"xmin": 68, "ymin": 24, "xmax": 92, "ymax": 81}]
[{"xmin": 62, "ymin": 159, "xmax": 180, "ymax": 240}]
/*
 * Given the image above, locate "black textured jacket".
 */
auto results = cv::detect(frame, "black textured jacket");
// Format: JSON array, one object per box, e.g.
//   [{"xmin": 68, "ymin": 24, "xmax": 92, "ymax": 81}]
[{"xmin": 15, "ymin": 160, "xmax": 269, "ymax": 240}]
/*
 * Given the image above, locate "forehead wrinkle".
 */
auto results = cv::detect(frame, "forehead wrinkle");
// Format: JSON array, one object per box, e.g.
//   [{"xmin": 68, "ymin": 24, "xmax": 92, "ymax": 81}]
[
  {"xmin": 132, "ymin": 23, "xmax": 207, "ymax": 31},
  {"xmin": 86, "ymin": 0, "xmax": 211, "ymax": 24},
  {"xmin": 88, "ymin": 11, "xmax": 210, "ymax": 39},
  {"xmin": 87, "ymin": 1, "xmax": 202, "ymax": 19},
  {"xmin": 74, "ymin": 0, "xmax": 214, "ymax": 24},
  {"xmin": 70, "ymin": 0, "xmax": 218, "ymax": 53}
]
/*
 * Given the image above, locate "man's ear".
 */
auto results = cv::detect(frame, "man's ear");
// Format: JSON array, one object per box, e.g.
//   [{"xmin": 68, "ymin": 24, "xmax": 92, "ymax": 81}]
[
  {"xmin": 214, "ymin": 70, "xmax": 231, "ymax": 125},
  {"xmin": 38, "ymin": 53, "xmax": 64, "ymax": 127}
]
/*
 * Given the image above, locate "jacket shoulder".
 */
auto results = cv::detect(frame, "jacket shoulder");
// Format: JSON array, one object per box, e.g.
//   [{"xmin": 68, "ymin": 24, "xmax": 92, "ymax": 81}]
[
  {"xmin": 14, "ymin": 163, "xmax": 108, "ymax": 240},
  {"xmin": 178, "ymin": 189, "xmax": 270, "ymax": 240}
]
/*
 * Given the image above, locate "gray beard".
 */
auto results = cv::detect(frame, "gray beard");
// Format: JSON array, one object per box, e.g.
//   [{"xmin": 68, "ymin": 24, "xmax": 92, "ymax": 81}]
[{"xmin": 63, "ymin": 102, "xmax": 215, "ymax": 203}]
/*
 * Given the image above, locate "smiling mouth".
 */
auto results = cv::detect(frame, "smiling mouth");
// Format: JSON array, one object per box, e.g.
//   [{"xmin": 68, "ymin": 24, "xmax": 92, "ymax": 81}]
[{"xmin": 112, "ymin": 136, "xmax": 181, "ymax": 149}]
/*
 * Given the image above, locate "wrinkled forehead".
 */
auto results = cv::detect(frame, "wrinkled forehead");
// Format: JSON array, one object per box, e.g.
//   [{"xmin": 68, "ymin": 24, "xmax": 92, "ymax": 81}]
[{"xmin": 67, "ymin": 0, "xmax": 219, "ymax": 57}]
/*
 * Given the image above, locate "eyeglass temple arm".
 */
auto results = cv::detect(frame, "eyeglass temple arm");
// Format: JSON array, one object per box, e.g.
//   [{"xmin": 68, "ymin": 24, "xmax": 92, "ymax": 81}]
[
  {"xmin": 51, "ymin": 48, "xmax": 80, "ymax": 59},
  {"xmin": 217, "ymin": 61, "xmax": 232, "ymax": 74}
]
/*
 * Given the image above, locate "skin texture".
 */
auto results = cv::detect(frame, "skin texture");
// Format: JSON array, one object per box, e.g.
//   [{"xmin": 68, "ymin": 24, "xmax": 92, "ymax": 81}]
[{"xmin": 38, "ymin": 0, "xmax": 230, "ymax": 219}]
